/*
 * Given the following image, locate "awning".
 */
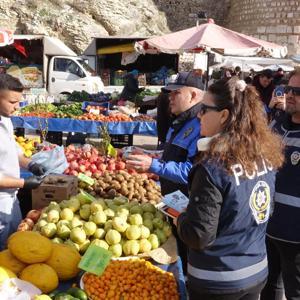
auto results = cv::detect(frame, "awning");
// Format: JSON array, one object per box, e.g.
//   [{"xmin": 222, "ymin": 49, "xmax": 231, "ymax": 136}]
[
  {"xmin": 0, "ymin": 29, "xmax": 14, "ymax": 47},
  {"xmin": 97, "ymin": 43, "xmax": 134, "ymax": 55}
]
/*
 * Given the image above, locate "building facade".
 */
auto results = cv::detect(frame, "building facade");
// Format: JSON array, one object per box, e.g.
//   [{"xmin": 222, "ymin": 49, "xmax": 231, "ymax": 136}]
[{"xmin": 156, "ymin": 0, "xmax": 300, "ymax": 56}]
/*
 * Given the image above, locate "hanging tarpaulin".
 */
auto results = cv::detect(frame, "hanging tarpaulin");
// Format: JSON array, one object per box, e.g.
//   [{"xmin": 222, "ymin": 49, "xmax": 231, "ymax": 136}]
[
  {"xmin": 97, "ymin": 43, "xmax": 135, "ymax": 55},
  {"xmin": 0, "ymin": 29, "xmax": 14, "ymax": 47}
]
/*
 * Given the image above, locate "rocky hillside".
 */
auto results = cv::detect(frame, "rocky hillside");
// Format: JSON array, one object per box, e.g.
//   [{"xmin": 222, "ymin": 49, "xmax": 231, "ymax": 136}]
[{"xmin": 0, "ymin": 0, "xmax": 170, "ymax": 53}]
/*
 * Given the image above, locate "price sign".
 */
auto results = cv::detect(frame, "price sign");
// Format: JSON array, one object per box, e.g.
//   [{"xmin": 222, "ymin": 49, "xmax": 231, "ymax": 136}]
[
  {"xmin": 78, "ymin": 173, "xmax": 95, "ymax": 186},
  {"xmin": 79, "ymin": 244, "xmax": 112, "ymax": 276}
]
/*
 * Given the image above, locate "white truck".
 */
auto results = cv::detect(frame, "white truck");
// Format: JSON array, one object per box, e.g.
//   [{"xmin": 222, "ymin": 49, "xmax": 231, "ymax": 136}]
[{"xmin": 0, "ymin": 35, "xmax": 104, "ymax": 96}]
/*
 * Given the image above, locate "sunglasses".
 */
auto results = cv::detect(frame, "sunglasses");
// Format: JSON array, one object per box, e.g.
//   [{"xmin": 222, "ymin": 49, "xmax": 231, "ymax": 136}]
[
  {"xmin": 198, "ymin": 103, "xmax": 222, "ymax": 116},
  {"xmin": 284, "ymin": 86, "xmax": 300, "ymax": 96}
]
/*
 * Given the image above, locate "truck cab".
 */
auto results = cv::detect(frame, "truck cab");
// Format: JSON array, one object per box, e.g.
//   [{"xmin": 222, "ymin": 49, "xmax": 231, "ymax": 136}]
[{"xmin": 48, "ymin": 56, "xmax": 104, "ymax": 95}]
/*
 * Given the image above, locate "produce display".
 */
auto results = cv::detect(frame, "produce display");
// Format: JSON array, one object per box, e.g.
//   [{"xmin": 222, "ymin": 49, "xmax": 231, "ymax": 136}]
[
  {"xmin": 32, "ymin": 192, "xmax": 171, "ymax": 257},
  {"xmin": 68, "ymin": 91, "xmax": 110, "ymax": 103},
  {"xmin": 17, "ymin": 103, "xmax": 83, "ymax": 119},
  {"xmin": 135, "ymin": 89, "xmax": 159, "ymax": 107},
  {"xmin": 64, "ymin": 144, "xmax": 160, "ymax": 183},
  {"xmin": 76, "ymin": 112, "xmax": 131, "ymax": 122},
  {"xmin": 85, "ymin": 105, "xmax": 107, "ymax": 114},
  {"xmin": 2, "ymin": 231, "xmax": 81, "ymax": 293},
  {"xmin": 90, "ymin": 171, "xmax": 161, "ymax": 203},
  {"xmin": 15, "ymin": 135, "xmax": 40, "ymax": 157},
  {"xmin": 48, "ymin": 287, "xmax": 88, "ymax": 300},
  {"xmin": 82, "ymin": 259, "xmax": 179, "ymax": 300},
  {"xmin": 132, "ymin": 114, "xmax": 155, "ymax": 122}
]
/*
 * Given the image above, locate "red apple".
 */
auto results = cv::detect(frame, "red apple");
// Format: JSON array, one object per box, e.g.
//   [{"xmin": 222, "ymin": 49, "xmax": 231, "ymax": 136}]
[
  {"xmin": 97, "ymin": 163, "xmax": 107, "ymax": 172},
  {"xmin": 26, "ymin": 210, "xmax": 41, "ymax": 223},
  {"xmin": 70, "ymin": 170, "xmax": 79, "ymax": 176},
  {"xmin": 68, "ymin": 145, "xmax": 76, "ymax": 152},
  {"xmin": 83, "ymin": 151, "xmax": 91, "ymax": 159},
  {"xmin": 79, "ymin": 165, "xmax": 86, "ymax": 173},
  {"xmin": 93, "ymin": 170, "xmax": 103, "ymax": 179},
  {"xmin": 84, "ymin": 170, "xmax": 92, "ymax": 177},
  {"xmin": 23, "ymin": 218, "xmax": 35, "ymax": 229},
  {"xmin": 70, "ymin": 161, "xmax": 79, "ymax": 170},
  {"xmin": 116, "ymin": 161, "xmax": 126, "ymax": 170},
  {"xmin": 89, "ymin": 164, "xmax": 98, "ymax": 173},
  {"xmin": 107, "ymin": 163, "xmax": 115, "ymax": 171},
  {"xmin": 17, "ymin": 222, "xmax": 30, "ymax": 231}
]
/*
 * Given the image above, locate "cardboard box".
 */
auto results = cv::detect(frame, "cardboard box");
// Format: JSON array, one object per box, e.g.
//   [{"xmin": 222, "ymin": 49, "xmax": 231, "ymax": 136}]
[{"xmin": 32, "ymin": 175, "xmax": 78, "ymax": 209}]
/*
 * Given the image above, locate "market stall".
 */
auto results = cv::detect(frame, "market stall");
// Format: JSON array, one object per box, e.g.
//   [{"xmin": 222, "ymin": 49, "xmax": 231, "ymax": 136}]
[
  {"xmin": 0, "ymin": 141, "xmax": 186, "ymax": 300},
  {"xmin": 83, "ymin": 36, "xmax": 178, "ymax": 91}
]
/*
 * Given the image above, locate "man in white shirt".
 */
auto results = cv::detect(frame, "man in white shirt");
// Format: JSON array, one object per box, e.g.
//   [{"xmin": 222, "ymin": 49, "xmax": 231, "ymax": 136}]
[{"xmin": 0, "ymin": 74, "xmax": 44, "ymax": 249}]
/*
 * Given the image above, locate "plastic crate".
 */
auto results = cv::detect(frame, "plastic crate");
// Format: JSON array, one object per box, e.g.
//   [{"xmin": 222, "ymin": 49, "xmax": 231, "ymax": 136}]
[{"xmin": 110, "ymin": 134, "xmax": 133, "ymax": 148}]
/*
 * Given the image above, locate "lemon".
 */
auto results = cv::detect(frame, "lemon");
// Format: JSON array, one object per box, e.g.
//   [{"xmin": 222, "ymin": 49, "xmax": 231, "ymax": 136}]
[{"xmin": 25, "ymin": 150, "xmax": 32, "ymax": 157}]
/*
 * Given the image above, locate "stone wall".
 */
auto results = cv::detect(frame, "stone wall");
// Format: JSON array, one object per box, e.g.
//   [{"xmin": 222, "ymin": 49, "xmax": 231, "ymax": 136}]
[
  {"xmin": 226, "ymin": 0, "xmax": 300, "ymax": 55},
  {"xmin": 153, "ymin": 0, "xmax": 230, "ymax": 31}
]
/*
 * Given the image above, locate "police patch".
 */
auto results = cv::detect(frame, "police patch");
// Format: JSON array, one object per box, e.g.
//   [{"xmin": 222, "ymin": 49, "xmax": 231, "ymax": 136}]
[
  {"xmin": 183, "ymin": 127, "xmax": 193, "ymax": 139},
  {"xmin": 291, "ymin": 151, "xmax": 300, "ymax": 166},
  {"xmin": 249, "ymin": 181, "xmax": 271, "ymax": 225}
]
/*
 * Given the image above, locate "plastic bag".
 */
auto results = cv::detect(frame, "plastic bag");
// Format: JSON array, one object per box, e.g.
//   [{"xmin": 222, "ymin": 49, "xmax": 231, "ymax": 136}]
[
  {"xmin": 31, "ymin": 144, "xmax": 69, "ymax": 175},
  {"xmin": 0, "ymin": 278, "xmax": 41, "ymax": 300}
]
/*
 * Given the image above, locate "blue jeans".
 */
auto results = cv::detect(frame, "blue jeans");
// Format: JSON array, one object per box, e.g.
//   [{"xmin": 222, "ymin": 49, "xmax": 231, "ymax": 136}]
[{"xmin": 0, "ymin": 195, "xmax": 22, "ymax": 250}]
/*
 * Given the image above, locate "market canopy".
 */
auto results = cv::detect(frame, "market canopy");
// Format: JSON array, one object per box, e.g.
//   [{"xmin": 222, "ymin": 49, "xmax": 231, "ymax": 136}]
[
  {"xmin": 0, "ymin": 29, "xmax": 14, "ymax": 47},
  {"xmin": 135, "ymin": 20, "xmax": 287, "ymax": 58},
  {"xmin": 265, "ymin": 64, "xmax": 295, "ymax": 72}
]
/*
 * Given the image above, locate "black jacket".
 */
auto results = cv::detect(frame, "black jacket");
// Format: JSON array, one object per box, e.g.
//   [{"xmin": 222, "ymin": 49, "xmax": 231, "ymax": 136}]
[
  {"xmin": 177, "ymin": 163, "xmax": 222, "ymax": 251},
  {"xmin": 119, "ymin": 73, "xmax": 140, "ymax": 100}
]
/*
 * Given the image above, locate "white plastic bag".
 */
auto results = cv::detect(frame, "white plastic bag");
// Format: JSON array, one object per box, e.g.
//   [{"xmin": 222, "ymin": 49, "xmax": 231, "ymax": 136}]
[{"xmin": 31, "ymin": 144, "xmax": 69, "ymax": 175}]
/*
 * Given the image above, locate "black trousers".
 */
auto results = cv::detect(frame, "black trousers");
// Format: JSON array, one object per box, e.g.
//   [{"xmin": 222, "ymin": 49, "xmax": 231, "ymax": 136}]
[
  {"xmin": 189, "ymin": 280, "xmax": 266, "ymax": 300},
  {"xmin": 261, "ymin": 236, "xmax": 300, "ymax": 300}
]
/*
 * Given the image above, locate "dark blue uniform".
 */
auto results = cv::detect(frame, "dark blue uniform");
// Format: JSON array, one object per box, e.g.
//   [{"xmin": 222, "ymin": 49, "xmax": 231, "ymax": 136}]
[{"xmin": 178, "ymin": 159, "xmax": 276, "ymax": 294}]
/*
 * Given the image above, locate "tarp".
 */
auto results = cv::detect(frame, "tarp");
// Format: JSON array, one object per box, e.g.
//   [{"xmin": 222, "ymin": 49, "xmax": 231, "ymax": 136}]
[
  {"xmin": 0, "ymin": 29, "xmax": 13, "ymax": 47},
  {"xmin": 135, "ymin": 20, "xmax": 287, "ymax": 58},
  {"xmin": 97, "ymin": 43, "xmax": 134, "ymax": 55},
  {"xmin": 11, "ymin": 116, "xmax": 157, "ymax": 136},
  {"xmin": 266, "ymin": 64, "xmax": 295, "ymax": 72}
]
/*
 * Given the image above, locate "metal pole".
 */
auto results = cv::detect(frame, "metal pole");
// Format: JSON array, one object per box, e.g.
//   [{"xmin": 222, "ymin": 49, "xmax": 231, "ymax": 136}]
[{"xmin": 206, "ymin": 52, "xmax": 210, "ymax": 90}]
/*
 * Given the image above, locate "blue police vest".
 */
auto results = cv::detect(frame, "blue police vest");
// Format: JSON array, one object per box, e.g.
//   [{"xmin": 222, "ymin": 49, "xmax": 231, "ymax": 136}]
[
  {"xmin": 159, "ymin": 117, "xmax": 200, "ymax": 195},
  {"xmin": 188, "ymin": 160, "xmax": 276, "ymax": 291},
  {"xmin": 267, "ymin": 117, "xmax": 300, "ymax": 243}
]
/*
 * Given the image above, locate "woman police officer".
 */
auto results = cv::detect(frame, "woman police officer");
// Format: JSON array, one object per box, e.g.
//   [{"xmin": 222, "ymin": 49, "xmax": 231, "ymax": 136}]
[{"xmin": 174, "ymin": 77, "xmax": 284, "ymax": 300}]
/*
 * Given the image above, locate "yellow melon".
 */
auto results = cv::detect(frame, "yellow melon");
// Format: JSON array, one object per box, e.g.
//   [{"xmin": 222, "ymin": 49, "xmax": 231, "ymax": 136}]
[
  {"xmin": 8, "ymin": 231, "xmax": 53, "ymax": 264},
  {"xmin": 0, "ymin": 249, "xmax": 27, "ymax": 275},
  {"xmin": 20, "ymin": 263, "xmax": 58, "ymax": 293},
  {"xmin": 46, "ymin": 243, "xmax": 81, "ymax": 280}
]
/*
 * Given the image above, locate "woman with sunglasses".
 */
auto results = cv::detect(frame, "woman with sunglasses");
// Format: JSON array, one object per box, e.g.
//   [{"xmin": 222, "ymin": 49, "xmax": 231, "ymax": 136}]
[{"xmin": 174, "ymin": 77, "xmax": 284, "ymax": 300}]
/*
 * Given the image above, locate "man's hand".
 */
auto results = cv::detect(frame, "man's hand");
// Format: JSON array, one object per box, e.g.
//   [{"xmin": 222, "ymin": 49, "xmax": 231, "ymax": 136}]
[
  {"xmin": 126, "ymin": 154, "xmax": 153, "ymax": 172},
  {"xmin": 28, "ymin": 162, "xmax": 46, "ymax": 176},
  {"xmin": 23, "ymin": 176, "xmax": 43, "ymax": 189},
  {"xmin": 269, "ymin": 93, "xmax": 286, "ymax": 110}
]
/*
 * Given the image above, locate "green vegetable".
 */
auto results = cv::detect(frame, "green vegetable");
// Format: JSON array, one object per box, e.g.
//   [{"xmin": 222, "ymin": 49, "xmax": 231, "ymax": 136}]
[
  {"xmin": 48, "ymin": 289, "xmax": 60, "ymax": 299},
  {"xmin": 54, "ymin": 292, "xmax": 74, "ymax": 300},
  {"xmin": 67, "ymin": 287, "xmax": 88, "ymax": 300}
]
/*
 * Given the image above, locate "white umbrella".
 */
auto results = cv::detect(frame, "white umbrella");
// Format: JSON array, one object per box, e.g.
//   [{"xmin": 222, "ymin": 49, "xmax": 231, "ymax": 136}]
[{"xmin": 265, "ymin": 64, "xmax": 294, "ymax": 72}]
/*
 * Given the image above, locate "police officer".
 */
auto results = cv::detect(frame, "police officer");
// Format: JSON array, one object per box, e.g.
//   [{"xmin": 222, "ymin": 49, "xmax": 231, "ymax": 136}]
[
  {"xmin": 0, "ymin": 74, "xmax": 44, "ymax": 249},
  {"xmin": 261, "ymin": 68, "xmax": 300, "ymax": 300},
  {"xmin": 126, "ymin": 74, "xmax": 203, "ymax": 196},
  {"xmin": 175, "ymin": 77, "xmax": 284, "ymax": 300},
  {"xmin": 126, "ymin": 77, "xmax": 203, "ymax": 274}
]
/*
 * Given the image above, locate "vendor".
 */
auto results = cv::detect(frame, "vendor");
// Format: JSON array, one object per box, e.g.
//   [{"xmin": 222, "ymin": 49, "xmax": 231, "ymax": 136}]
[
  {"xmin": 175, "ymin": 77, "xmax": 284, "ymax": 299},
  {"xmin": 119, "ymin": 69, "xmax": 144, "ymax": 103},
  {"xmin": 0, "ymin": 74, "xmax": 45, "ymax": 249}
]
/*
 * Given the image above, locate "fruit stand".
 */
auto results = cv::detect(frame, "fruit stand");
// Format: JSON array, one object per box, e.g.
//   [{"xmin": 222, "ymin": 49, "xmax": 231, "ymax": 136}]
[{"xmin": 1, "ymin": 138, "xmax": 187, "ymax": 299}]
